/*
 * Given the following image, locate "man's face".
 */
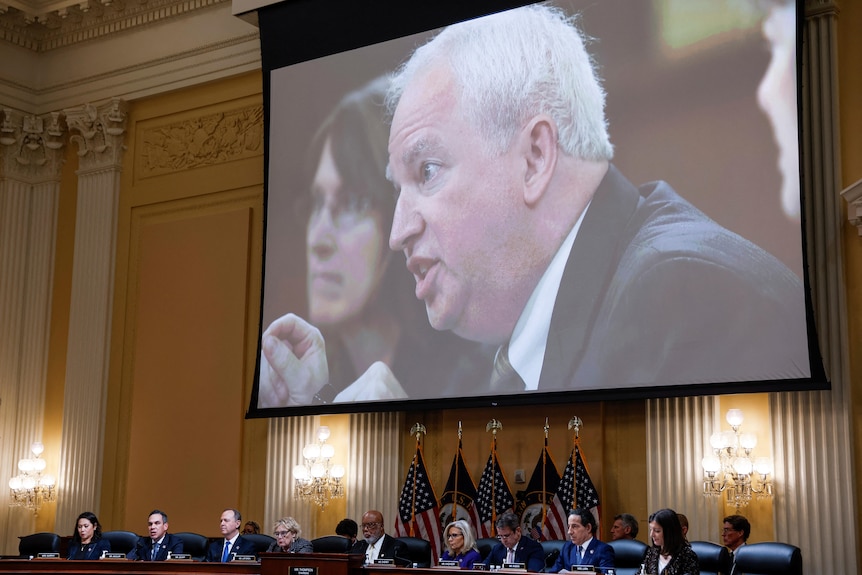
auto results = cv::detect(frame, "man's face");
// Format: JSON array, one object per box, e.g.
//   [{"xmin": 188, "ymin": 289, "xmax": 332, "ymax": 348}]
[
  {"xmin": 388, "ymin": 65, "xmax": 531, "ymax": 344},
  {"xmin": 219, "ymin": 510, "xmax": 241, "ymax": 539},
  {"xmin": 722, "ymin": 522, "xmax": 744, "ymax": 550},
  {"xmin": 361, "ymin": 512, "xmax": 384, "ymax": 545},
  {"xmin": 496, "ymin": 525, "xmax": 521, "ymax": 550},
  {"xmin": 609, "ymin": 519, "xmax": 630, "ymax": 541},
  {"xmin": 148, "ymin": 513, "xmax": 169, "ymax": 541},
  {"xmin": 567, "ymin": 514, "xmax": 591, "ymax": 546}
]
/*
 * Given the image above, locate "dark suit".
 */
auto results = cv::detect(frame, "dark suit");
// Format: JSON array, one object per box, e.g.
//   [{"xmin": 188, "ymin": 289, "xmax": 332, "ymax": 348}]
[
  {"xmin": 205, "ymin": 535, "xmax": 258, "ymax": 562},
  {"xmin": 483, "ymin": 536, "xmax": 545, "ymax": 572},
  {"xmin": 549, "ymin": 539, "xmax": 615, "ymax": 572},
  {"xmin": 350, "ymin": 534, "xmax": 409, "ymax": 566},
  {"xmin": 127, "ymin": 533, "xmax": 184, "ymax": 561},
  {"xmin": 67, "ymin": 539, "xmax": 111, "ymax": 560},
  {"xmin": 536, "ymin": 164, "xmax": 807, "ymax": 391}
]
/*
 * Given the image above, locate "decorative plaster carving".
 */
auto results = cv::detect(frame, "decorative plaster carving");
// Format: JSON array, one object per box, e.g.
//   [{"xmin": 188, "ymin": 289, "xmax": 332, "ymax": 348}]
[
  {"xmin": 0, "ymin": 107, "xmax": 66, "ymax": 181},
  {"xmin": 139, "ymin": 104, "xmax": 262, "ymax": 177},
  {"xmin": 841, "ymin": 178, "xmax": 862, "ymax": 236},
  {"xmin": 64, "ymin": 98, "xmax": 127, "ymax": 170}
]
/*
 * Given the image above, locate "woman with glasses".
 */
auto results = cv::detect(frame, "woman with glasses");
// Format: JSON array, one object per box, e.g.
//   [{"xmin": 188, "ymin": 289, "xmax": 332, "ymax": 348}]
[
  {"xmin": 441, "ymin": 519, "xmax": 481, "ymax": 569},
  {"xmin": 266, "ymin": 517, "xmax": 313, "ymax": 553}
]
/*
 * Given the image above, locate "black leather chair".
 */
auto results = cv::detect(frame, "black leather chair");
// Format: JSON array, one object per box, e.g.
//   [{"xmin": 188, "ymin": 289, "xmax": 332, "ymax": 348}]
[
  {"xmin": 174, "ymin": 532, "xmax": 209, "ymax": 561},
  {"xmin": 476, "ymin": 538, "xmax": 498, "ymax": 561},
  {"xmin": 101, "ymin": 530, "xmax": 140, "ymax": 555},
  {"xmin": 395, "ymin": 536, "xmax": 432, "ymax": 567},
  {"xmin": 539, "ymin": 539, "xmax": 567, "ymax": 572},
  {"xmin": 18, "ymin": 532, "xmax": 61, "ymax": 558},
  {"xmin": 242, "ymin": 533, "xmax": 277, "ymax": 555},
  {"xmin": 733, "ymin": 542, "xmax": 802, "ymax": 575},
  {"xmin": 312, "ymin": 535, "xmax": 351, "ymax": 553},
  {"xmin": 690, "ymin": 540, "xmax": 732, "ymax": 575},
  {"xmin": 607, "ymin": 538, "xmax": 649, "ymax": 575}
]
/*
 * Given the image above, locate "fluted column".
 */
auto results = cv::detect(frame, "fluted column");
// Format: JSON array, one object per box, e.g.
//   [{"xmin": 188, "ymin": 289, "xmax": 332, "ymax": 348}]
[
  {"xmin": 0, "ymin": 108, "xmax": 65, "ymax": 554},
  {"xmin": 55, "ymin": 100, "xmax": 127, "ymax": 531},
  {"xmin": 769, "ymin": 3, "xmax": 857, "ymax": 574},
  {"xmin": 347, "ymin": 412, "xmax": 403, "ymax": 530}
]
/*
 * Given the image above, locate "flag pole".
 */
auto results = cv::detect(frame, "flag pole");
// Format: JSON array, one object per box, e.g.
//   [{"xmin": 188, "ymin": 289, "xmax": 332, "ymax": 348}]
[
  {"xmin": 486, "ymin": 418, "xmax": 502, "ymax": 536},
  {"xmin": 453, "ymin": 421, "xmax": 462, "ymax": 521},
  {"xmin": 541, "ymin": 418, "xmax": 549, "ymax": 535},
  {"xmin": 567, "ymin": 416, "xmax": 582, "ymax": 513},
  {"xmin": 409, "ymin": 422, "xmax": 427, "ymax": 538}
]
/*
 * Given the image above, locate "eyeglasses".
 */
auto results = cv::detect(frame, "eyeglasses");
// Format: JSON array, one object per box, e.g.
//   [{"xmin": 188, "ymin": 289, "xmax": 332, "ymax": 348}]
[
  {"xmin": 496, "ymin": 531, "xmax": 516, "ymax": 540},
  {"xmin": 274, "ymin": 531, "xmax": 293, "ymax": 537},
  {"xmin": 446, "ymin": 533, "xmax": 463, "ymax": 539},
  {"xmin": 361, "ymin": 522, "xmax": 381, "ymax": 529}
]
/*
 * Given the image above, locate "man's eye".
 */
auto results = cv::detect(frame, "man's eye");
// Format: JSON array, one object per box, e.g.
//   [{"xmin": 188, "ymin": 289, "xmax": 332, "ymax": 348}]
[{"xmin": 421, "ymin": 162, "xmax": 439, "ymax": 183}]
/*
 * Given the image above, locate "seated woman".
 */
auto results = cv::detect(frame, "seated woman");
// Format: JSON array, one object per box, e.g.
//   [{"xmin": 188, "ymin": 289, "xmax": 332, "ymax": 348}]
[
  {"xmin": 67, "ymin": 511, "xmax": 111, "ymax": 560},
  {"xmin": 441, "ymin": 519, "xmax": 482, "ymax": 569},
  {"xmin": 267, "ymin": 517, "xmax": 313, "ymax": 553},
  {"xmin": 642, "ymin": 508, "xmax": 699, "ymax": 575}
]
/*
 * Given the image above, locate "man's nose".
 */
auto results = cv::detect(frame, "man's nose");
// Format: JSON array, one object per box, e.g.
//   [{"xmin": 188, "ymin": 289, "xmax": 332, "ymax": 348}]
[{"xmin": 389, "ymin": 193, "xmax": 423, "ymax": 252}]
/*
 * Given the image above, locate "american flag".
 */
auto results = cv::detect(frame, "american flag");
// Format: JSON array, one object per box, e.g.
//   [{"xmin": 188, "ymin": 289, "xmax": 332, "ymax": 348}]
[
  {"xmin": 548, "ymin": 441, "xmax": 600, "ymax": 534},
  {"xmin": 439, "ymin": 439, "xmax": 483, "ymax": 534},
  {"xmin": 515, "ymin": 444, "xmax": 565, "ymax": 541},
  {"xmin": 475, "ymin": 442, "xmax": 515, "ymax": 538},
  {"xmin": 395, "ymin": 446, "xmax": 442, "ymax": 564}
]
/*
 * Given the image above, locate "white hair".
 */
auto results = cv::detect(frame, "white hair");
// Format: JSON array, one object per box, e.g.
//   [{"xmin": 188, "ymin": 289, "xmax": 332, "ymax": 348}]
[{"xmin": 387, "ymin": 2, "xmax": 613, "ymax": 160}]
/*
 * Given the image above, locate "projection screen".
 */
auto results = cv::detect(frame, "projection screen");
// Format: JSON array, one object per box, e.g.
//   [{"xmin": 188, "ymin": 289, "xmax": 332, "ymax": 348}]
[{"xmin": 248, "ymin": 0, "xmax": 827, "ymax": 417}]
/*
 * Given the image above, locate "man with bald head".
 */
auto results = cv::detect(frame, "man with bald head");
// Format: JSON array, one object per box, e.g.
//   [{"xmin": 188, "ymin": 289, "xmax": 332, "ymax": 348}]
[{"xmin": 349, "ymin": 510, "xmax": 408, "ymax": 566}]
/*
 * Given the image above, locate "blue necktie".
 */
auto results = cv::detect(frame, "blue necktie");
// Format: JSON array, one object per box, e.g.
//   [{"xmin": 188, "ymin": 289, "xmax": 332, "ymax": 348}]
[
  {"xmin": 221, "ymin": 541, "xmax": 231, "ymax": 562},
  {"xmin": 152, "ymin": 542, "xmax": 160, "ymax": 561},
  {"xmin": 574, "ymin": 546, "xmax": 582, "ymax": 565}
]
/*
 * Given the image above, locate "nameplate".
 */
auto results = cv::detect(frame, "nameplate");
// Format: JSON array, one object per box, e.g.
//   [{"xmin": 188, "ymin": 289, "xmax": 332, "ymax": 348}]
[
  {"xmin": 102, "ymin": 552, "xmax": 128, "ymax": 560},
  {"xmin": 233, "ymin": 554, "xmax": 258, "ymax": 562},
  {"xmin": 167, "ymin": 553, "xmax": 192, "ymax": 561},
  {"xmin": 572, "ymin": 567, "xmax": 597, "ymax": 573},
  {"xmin": 501, "ymin": 562, "xmax": 526, "ymax": 571},
  {"xmin": 373, "ymin": 558, "xmax": 395, "ymax": 566},
  {"xmin": 471, "ymin": 563, "xmax": 489, "ymax": 570},
  {"xmin": 290, "ymin": 566, "xmax": 319, "ymax": 575},
  {"xmin": 438, "ymin": 560, "xmax": 460, "ymax": 568},
  {"xmin": 35, "ymin": 553, "xmax": 61, "ymax": 559}
]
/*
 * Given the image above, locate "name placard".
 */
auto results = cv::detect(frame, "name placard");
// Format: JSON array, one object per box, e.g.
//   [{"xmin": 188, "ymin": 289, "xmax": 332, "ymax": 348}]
[
  {"xmin": 572, "ymin": 567, "xmax": 597, "ymax": 573},
  {"xmin": 233, "ymin": 554, "xmax": 258, "ymax": 562},
  {"xmin": 472, "ymin": 564, "xmax": 489, "ymax": 571},
  {"xmin": 167, "ymin": 553, "xmax": 192, "ymax": 561},
  {"xmin": 35, "ymin": 553, "xmax": 61, "ymax": 559},
  {"xmin": 502, "ymin": 562, "xmax": 526, "ymax": 571},
  {"xmin": 101, "ymin": 552, "xmax": 127, "ymax": 560},
  {"xmin": 438, "ymin": 560, "xmax": 460, "ymax": 568},
  {"xmin": 290, "ymin": 566, "xmax": 319, "ymax": 575},
  {"xmin": 373, "ymin": 558, "xmax": 395, "ymax": 566}
]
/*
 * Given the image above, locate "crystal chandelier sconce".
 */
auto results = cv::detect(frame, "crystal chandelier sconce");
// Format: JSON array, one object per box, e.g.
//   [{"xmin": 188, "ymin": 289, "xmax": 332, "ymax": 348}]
[
  {"xmin": 293, "ymin": 426, "xmax": 345, "ymax": 509},
  {"xmin": 9, "ymin": 442, "xmax": 57, "ymax": 512},
  {"xmin": 701, "ymin": 409, "xmax": 773, "ymax": 509}
]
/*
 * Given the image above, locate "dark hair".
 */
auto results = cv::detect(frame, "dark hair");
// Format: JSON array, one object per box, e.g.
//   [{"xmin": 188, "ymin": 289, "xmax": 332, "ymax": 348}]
[
  {"xmin": 336, "ymin": 518, "xmax": 358, "ymax": 539},
  {"xmin": 614, "ymin": 513, "xmax": 639, "ymax": 538},
  {"xmin": 225, "ymin": 508, "xmax": 242, "ymax": 522},
  {"xmin": 72, "ymin": 511, "xmax": 103, "ymax": 543},
  {"xmin": 648, "ymin": 508, "xmax": 685, "ymax": 556},
  {"xmin": 149, "ymin": 509, "xmax": 168, "ymax": 523},
  {"xmin": 723, "ymin": 514, "xmax": 751, "ymax": 541},
  {"xmin": 571, "ymin": 508, "xmax": 599, "ymax": 536},
  {"xmin": 495, "ymin": 511, "xmax": 521, "ymax": 533}
]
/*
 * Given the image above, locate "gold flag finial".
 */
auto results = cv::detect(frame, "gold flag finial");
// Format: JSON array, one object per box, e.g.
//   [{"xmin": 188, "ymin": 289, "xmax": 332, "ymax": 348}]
[
  {"xmin": 486, "ymin": 418, "xmax": 502, "ymax": 436},
  {"xmin": 410, "ymin": 422, "xmax": 427, "ymax": 442},
  {"xmin": 567, "ymin": 416, "xmax": 583, "ymax": 439}
]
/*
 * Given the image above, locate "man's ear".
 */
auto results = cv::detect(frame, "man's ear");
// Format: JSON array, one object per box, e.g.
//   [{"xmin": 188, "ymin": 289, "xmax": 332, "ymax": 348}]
[{"xmin": 520, "ymin": 115, "xmax": 558, "ymax": 206}]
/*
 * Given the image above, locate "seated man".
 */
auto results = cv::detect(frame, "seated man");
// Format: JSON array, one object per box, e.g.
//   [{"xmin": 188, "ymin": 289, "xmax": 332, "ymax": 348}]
[
  {"xmin": 549, "ymin": 508, "xmax": 614, "ymax": 572},
  {"xmin": 204, "ymin": 508, "xmax": 257, "ymax": 562},
  {"xmin": 610, "ymin": 513, "xmax": 639, "ymax": 541},
  {"xmin": 336, "ymin": 518, "xmax": 359, "ymax": 546},
  {"xmin": 349, "ymin": 510, "xmax": 408, "ymax": 566},
  {"xmin": 127, "ymin": 510, "xmax": 183, "ymax": 561},
  {"xmin": 482, "ymin": 511, "xmax": 544, "ymax": 572}
]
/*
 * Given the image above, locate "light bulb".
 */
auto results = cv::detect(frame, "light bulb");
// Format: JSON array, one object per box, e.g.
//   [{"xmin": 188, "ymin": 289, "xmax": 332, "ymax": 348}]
[
  {"xmin": 30, "ymin": 442, "xmax": 45, "ymax": 457},
  {"xmin": 293, "ymin": 465, "xmax": 309, "ymax": 481},
  {"xmin": 18, "ymin": 459, "xmax": 35, "ymax": 473},
  {"xmin": 32, "ymin": 458, "xmax": 47, "ymax": 472},
  {"xmin": 320, "ymin": 444, "xmax": 335, "ymax": 459},
  {"xmin": 317, "ymin": 426, "xmax": 331, "ymax": 442},
  {"xmin": 754, "ymin": 457, "xmax": 773, "ymax": 476},
  {"xmin": 40, "ymin": 474, "xmax": 56, "ymax": 487},
  {"xmin": 304, "ymin": 444, "xmax": 321, "ymax": 460},
  {"xmin": 701, "ymin": 455, "xmax": 721, "ymax": 473},
  {"xmin": 739, "ymin": 433, "xmax": 758, "ymax": 450},
  {"xmin": 709, "ymin": 432, "xmax": 724, "ymax": 450},
  {"xmin": 310, "ymin": 463, "xmax": 325, "ymax": 478},
  {"xmin": 331, "ymin": 464, "xmax": 345, "ymax": 478},
  {"xmin": 22, "ymin": 476, "xmax": 37, "ymax": 489},
  {"xmin": 9, "ymin": 476, "xmax": 23, "ymax": 490},
  {"xmin": 726, "ymin": 409, "xmax": 744, "ymax": 428},
  {"xmin": 732, "ymin": 457, "xmax": 753, "ymax": 475},
  {"xmin": 721, "ymin": 430, "xmax": 738, "ymax": 449}
]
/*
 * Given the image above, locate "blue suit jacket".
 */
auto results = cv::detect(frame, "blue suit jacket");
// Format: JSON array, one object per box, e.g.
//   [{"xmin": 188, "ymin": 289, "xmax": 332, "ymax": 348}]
[
  {"xmin": 127, "ymin": 533, "xmax": 184, "ymax": 561},
  {"xmin": 205, "ymin": 535, "xmax": 257, "ymax": 562},
  {"xmin": 483, "ymin": 536, "xmax": 545, "ymax": 572},
  {"xmin": 67, "ymin": 538, "xmax": 111, "ymax": 560},
  {"xmin": 550, "ymin": 539, "xmax": 615, "ymax": 571}
]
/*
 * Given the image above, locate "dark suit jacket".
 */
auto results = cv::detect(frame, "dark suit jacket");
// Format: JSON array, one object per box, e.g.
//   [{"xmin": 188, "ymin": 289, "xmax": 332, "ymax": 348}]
[
  {"xmin": 550, "ymin": 539, "xmax": 615, "ymax": 571},
  {"xmin": 67, "ymin": 538, "xmax": 111, "ymax": 560},
  {"xmin": 643, "ymin": 544, "xmax": 699, "ymax": 575},
  {"xmin": 127, "ymin": 533, "xmax": 184, "ymax": 561},
  {"xmin": 483, "ymin": 536, "xmax": 545, "ymax": 572},
  {"xmin": 204, "ymin": 535, "xmax": 258, "ymax": 562},
  {"xmin": 537, "ymin": 164, "xmax": 807, "ymax": 391},
  {"xmin": 350, "ymin": 534, "xmax": 409, "ymax": 566}
]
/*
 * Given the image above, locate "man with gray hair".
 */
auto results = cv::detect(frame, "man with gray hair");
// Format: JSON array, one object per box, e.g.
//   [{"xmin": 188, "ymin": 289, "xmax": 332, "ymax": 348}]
[
  {"xmin": 610, "ymin": 513, "xmax": 639, "ymax": 541},
  {"xmin": 385, "ymin": 2, "xmax": 805, "ymax": 394}
]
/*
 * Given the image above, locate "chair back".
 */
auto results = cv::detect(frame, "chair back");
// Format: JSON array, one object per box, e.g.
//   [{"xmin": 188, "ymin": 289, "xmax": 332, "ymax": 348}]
[
  {"xmin": 174, "ymin": 532, "xmax": 209, "ymax": 561},
  {"xmin": 395, "ymin": 536, "xmax": 432, "ymax": 568},
  {"xmin": 539, "ymin": 539, "xmax": 566, "ymax": 571},
  {"xmin": 607, "ymin": 538, "xmax": 649, "ymax": 575},
  {"xmin": 242, "ymin": 533, "xmax": 276, "ymax": 555},
  {"xmin": 101, "ymin": 530, "xmax": 140, "ymax": 554},
  {"xmin": 690, "ymin": 540, "xmax": 731, "ymax": 575},
  {"xmin": 312, "ymin": 535, "xmax": 351, "ymax": 553},
  {"xmin": 733, "ymin": 542, "xmax": 802, "ymax": 575},
  {"xmin": 476, "ymin": 538, "xmax": 498, "ymax": 561},
  {"xmin": 18, "ymin": 532, "xmax": 61, "ymax": 557}
]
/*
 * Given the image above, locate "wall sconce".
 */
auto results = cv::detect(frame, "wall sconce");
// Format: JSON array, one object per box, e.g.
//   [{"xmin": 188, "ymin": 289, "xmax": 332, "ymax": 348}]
[
  {"xmin": 701, "ymin": 409, "xmax": 773, "ymax": 509},
  {"xmin": 293, "ymin": 426, "xmax": 345, "ymax": 509},
  {"xmin": 8, "ymin": 442, "xmax": 56, "ymax": 513}
]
